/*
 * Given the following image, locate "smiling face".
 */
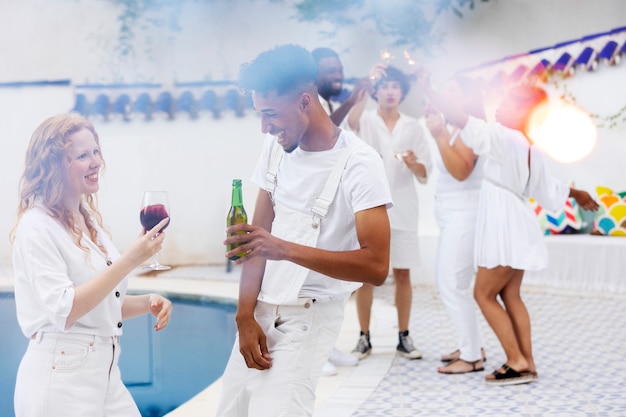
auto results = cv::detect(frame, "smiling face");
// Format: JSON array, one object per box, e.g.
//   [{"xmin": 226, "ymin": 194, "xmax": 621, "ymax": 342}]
[
  {"xmin": 62, "ymin": 127, "xmax": 103, "ymax": 204},
  {"xmin": 253, "ymin": 89, "xmax": 309, "ymax": 153},
  {"xmin": 316, "ymin": 56, "xmax": 344, "ymax": 99}
]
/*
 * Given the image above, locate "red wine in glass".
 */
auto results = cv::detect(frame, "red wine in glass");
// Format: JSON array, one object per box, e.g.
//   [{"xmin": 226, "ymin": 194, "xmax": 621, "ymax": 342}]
[
  {"xmin": 140, "ymin": 191, "xmax": 171, "ymax": 271},
  {"xmin": 140, "ymin": 204, "xmax": 170, "ymax": 232}
]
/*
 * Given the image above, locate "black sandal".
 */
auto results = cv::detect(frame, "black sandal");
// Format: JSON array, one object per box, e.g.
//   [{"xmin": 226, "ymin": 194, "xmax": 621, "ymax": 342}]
[{"xmin": 485, "ymin": 364, "xmax": 534, "ymax": 386}]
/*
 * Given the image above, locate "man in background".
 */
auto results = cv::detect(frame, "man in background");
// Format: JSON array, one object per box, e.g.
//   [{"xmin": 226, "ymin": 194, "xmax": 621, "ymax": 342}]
[{"xmin": 312, "ymin": 47, "xmax": 369, "ymax": 126}]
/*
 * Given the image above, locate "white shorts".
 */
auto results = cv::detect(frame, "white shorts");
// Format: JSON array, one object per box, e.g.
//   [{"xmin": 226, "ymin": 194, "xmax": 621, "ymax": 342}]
[{"xmin": 390, "ymin": 228, "xmax": 420, "ymax": 269}]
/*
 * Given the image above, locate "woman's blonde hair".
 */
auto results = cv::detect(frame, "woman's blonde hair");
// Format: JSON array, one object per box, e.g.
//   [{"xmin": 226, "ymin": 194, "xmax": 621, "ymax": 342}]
[{"xmin": 10, "ymin": 113, "xmax": 107, "ymax": 254}]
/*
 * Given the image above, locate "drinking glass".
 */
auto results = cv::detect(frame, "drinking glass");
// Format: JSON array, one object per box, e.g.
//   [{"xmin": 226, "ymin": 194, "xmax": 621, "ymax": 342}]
[{"xmin": 139, "ymin": 191, "xmax": 171, "ymax": 271}]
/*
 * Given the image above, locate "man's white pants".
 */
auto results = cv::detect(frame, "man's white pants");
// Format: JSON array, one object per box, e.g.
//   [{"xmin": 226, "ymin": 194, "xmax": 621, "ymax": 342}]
[
  {"xmin": 435, "ymin": 189, "xmax": 484, "ymax": 362},
  {"xmin": 216, "ymin": 297, "xmax": 346, "ymax": 417},
  {"xmin": 14, "ymin": 332, "xmax": 140, "ymax": 417}
]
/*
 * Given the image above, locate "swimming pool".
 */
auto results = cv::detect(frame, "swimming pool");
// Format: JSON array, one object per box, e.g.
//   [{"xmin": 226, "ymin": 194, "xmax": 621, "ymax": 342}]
[{"xmin": 0, "ymin": 291, "xmax": 237, "ymax": 417}]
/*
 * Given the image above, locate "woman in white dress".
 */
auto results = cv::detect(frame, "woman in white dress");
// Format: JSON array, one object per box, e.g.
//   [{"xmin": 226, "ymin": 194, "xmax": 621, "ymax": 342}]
[{"xmin": 423, "ymin": 83, "xmax": 598, "ymax": 385}]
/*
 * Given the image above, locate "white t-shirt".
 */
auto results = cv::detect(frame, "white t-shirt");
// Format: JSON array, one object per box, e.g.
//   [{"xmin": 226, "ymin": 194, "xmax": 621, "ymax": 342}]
[
  {"xmin": 357, "ymin": 109, "xmax": 432, "ymax": 231},
  {"xmin": 12, "ymin": 207, "xmax": 127, "ymax": 338},
  {"xmin": 251, "ymin": 130, "xmax": 392, "ymax": 300}
]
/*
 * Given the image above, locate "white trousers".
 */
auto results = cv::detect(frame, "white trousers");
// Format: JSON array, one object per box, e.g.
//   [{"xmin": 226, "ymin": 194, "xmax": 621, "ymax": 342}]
[
  {"xmin": 435, "ymin": 190, "xmax": 484, "ymax": 362},
  {"xmin": 216, "ymin": 298, "xmax": 346, "ymax": 417},
  {"xmin": 14, "ymin": 332, "xmax": 140, "ymax": 417}
]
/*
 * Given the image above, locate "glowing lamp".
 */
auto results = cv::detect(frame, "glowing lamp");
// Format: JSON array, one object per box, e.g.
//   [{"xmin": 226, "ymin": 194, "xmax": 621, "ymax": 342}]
[{"xmin": 526, "ymin": 98, "xmax": 597, "ymax": 163}]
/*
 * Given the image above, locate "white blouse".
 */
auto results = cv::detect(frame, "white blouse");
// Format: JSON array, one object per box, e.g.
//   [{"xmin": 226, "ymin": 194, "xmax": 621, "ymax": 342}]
[{"xmin": 12, "ymin": 206, "xmax": 127, "ymax": 338}]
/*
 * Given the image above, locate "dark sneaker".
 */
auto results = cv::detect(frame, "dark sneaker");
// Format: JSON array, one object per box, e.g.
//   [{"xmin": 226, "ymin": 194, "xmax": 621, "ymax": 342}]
[
  {"xmin": 351, "ymin": 332, "xmax": 372, "ymax": 360},
  {"xmin": 397, "ymin": 330, "xmax": 422, "ymax": 359}
]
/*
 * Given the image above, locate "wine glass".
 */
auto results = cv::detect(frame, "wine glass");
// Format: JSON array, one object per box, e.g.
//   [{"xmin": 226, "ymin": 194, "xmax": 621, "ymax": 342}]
[{"xmin": 140, "ymin": 191, "xmax": 171, "ymax": 271}]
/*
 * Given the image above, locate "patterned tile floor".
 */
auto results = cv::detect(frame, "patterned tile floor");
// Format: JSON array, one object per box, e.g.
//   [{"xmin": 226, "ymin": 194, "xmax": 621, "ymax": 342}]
[
  {"xmin": 328, "ymin": 282, "xmax": 626, "ymax": 417},
  {"xmin": 7, "ymin": 264, "xmax": 619, "ymax": 417}
]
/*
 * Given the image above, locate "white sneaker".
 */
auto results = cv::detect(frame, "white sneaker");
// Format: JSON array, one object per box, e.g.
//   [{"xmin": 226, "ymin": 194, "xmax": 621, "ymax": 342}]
[
  {"xmin": 328, "ymin": 347, "xmax": 359, "ymax": 367},
  {"xmin": 321, "ymin": 360, "xmax": 337, "ymax": 376}
]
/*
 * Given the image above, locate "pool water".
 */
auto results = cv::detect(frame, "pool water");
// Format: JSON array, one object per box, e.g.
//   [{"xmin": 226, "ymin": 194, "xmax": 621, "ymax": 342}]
[{"xmin": 0, "ymin": 292, "xmax": 237, "ymax": 417}]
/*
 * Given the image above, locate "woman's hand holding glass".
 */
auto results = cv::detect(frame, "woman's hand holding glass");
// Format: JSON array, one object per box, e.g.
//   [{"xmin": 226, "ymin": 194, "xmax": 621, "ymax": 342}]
[
  {"xmin": 139, "ymin": 191, "xmax": 171, "ymax": 271},
  {"xmin": 120, "ymin": 218, "xmax": 169, "ymax": 269}
]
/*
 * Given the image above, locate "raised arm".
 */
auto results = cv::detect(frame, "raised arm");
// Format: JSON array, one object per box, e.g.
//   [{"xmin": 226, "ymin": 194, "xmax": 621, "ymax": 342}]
[
  {"xmin": 331, "ymin": 77, "xmax": 370, "ymax": 126},
  {"xmin": 417, "ymin": 70, "xmax": 469, "ymax": 129},
  {"xmin": 425, "ymin": 106, "xmax": 477, "ymax": 181},
  {"xmin": 67, "ymin": 218, "xmax": 169, "ymax": 328},
  {"xmin": 346, "ymin": 89, "xmax": 369, "ymax": 133},
  {"xmin": 347, "ymin": 64, "xmax": 387, "ymax": 132}
]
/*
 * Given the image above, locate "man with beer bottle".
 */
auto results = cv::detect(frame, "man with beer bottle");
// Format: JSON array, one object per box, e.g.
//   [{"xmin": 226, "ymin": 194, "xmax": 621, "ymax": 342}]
[{"xmin": 217, "ymin": 44, "xmax": 392, "ymax": 417}]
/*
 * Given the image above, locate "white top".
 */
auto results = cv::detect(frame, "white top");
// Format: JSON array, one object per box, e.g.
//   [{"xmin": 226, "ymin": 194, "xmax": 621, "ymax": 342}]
[
  {"xmin": 461, "ymin": 117, "xmax": 570, "ymax": 270},
  {"xmin": 12, "ymin": 207, "xmax": 127, "ymax": 338},
  {"xmin": 434, "ymin": 128, "xmax": 485, "ymax": 194},
  {"xmin": 357, "ymin": 109, "xmax": 432, "ymax": 231},
  {"xmin": 252, "ymin": 130, "xmax": 392, "ymax": 299}
]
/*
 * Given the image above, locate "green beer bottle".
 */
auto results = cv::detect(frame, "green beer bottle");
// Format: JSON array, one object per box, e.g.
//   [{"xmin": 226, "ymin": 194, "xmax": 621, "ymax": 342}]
[{"xmin": 226, "ymin": 179, "xmax": 248, "ymax": 260}]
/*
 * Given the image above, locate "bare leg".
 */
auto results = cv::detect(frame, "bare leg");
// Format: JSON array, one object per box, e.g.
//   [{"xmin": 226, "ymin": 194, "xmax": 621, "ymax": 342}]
[
  {"xmin": 393, "ymin": 268, "xmax": 412, "ymax": 332},
  {"xmin": 500, "ymin": 269, "xmax": 536, "ymax": 373},
  {"xmin": 355, "ymin": 284, "xmax": 374, "ymax": 333},
  {"xmin": 473, "ymin": 266, "xmax": 529, "ymax": 373}
]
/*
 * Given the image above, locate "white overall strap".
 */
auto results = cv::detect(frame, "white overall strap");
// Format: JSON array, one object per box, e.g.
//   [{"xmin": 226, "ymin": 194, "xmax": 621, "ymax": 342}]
[
  {"xmin": 311, "ymin": 139, "xmax": 366, "ymax": 228},
  {"xmin": 265, "ymin": 140, "xmax": 284, "ymax": 205}
]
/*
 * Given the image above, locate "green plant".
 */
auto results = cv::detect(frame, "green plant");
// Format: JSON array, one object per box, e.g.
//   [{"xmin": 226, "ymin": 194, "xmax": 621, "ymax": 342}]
[
  {"xmin": 548, "ymin": 69, "xmax": 626, "ymax": 129},
  {"xmin": 108, "ymin": 0, "xmax": 185, "ymax": 58},
  {"xmin": 107, "ymin": 0, "xmax": 491, "ymax": 58},
  {"xmin": 590, "ymin": 104, "xmax": 626, "ymax": 129},
  {"xmin": 294, "ymin": 0, "xmax": 491, "ymax": 54}
]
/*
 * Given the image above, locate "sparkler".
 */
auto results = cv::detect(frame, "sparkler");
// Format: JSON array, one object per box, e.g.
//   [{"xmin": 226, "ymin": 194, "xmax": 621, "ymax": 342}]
[
  {"xmin": 403, "ymin": 50, "xmax": 416, "ymax": 66},
  {"xmin": 380, "ymin": 50, "xmax": 392, "ymax": 64}
]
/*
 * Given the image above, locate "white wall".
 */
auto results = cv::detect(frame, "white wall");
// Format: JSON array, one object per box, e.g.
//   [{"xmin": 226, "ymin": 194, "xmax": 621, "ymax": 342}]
[{"xmin": 1, "ymin": 0, "xmax": 625, "ymax": 279}]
